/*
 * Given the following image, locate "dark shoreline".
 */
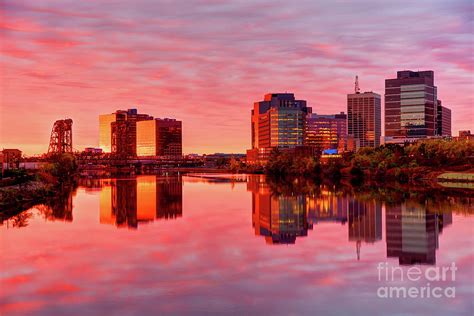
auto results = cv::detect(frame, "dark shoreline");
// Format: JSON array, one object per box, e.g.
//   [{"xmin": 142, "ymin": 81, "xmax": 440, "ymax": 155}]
[
  {"xmin": 0, "ymin": 181, "xmax": 77, "ymax": 221},
  {"xmin": 0, "ymin": 181, "xmax": 54, "ymax": 219}
]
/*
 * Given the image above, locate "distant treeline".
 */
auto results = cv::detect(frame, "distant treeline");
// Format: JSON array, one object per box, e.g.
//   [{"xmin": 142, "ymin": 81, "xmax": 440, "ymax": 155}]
[{"xmin": 264, "ymin": 139, "xmax": 474, "ymax": 182}]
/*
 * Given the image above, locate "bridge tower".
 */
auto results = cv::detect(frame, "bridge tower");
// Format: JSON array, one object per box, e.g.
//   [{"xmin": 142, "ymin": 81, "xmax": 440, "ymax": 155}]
[{"xmin": 48, "ymin": 119, "xmax": 73, "ymax": 155}]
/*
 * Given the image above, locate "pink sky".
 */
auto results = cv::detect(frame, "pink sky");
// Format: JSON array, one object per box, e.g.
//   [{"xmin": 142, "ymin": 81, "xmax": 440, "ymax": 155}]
[{"xmin": 1, "ymin": 0, "xmax": 473, "ymax": 155}]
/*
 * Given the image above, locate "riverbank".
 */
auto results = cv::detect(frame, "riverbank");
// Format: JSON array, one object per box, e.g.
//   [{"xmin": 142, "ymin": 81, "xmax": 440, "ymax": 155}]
[
  {"xmin": 0, "ymin": 153, "xmax": 79, "ymax": 221},
  {"xmin": 0, "ymin": 181, "xmax": 56, "ymax": 219}
]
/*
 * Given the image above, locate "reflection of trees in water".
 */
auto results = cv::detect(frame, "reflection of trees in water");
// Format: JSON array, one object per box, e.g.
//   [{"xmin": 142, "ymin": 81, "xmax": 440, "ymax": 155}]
[
  {"xmin": 265, "ymin": 176, "xmax": 474, "ymax": 215},
  {"xmin": 36, "ymin": 188, "xmax": 74, "ymax": 222},
  {"xmin": 2, "ymin": 211, "xmax": 33, "ymax": 228},
  {"xmin": 1, "ymin": 187, "xmax": 75, "ymax": 228}
]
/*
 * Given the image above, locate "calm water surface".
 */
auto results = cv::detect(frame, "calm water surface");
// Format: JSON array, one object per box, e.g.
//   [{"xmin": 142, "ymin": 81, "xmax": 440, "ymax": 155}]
[{"xmin": 1, "ymin": 175, "xmax": 473, "ymax": 315}]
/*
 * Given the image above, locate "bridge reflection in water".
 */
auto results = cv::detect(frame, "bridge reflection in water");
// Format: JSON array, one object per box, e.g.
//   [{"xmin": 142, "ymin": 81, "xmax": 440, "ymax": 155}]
[{"xmin": 99, "ymin": 175, "xmax": 183, "ymax": 229}]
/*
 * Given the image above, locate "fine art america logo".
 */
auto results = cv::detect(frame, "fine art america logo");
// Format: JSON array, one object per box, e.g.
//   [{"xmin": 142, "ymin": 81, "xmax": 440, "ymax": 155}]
[{"xmin": 376, "ymin": 262, "xmax": 457, "ymax": 299}]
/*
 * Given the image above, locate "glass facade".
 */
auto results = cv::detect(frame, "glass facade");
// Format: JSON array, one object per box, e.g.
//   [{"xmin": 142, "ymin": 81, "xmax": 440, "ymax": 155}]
[
  {"xmin": 270, "ymin": 108, "xmax": 305, "ymax": 148},
  {"xmin": 99, "ymin": 114, "xmax": 117, "ymax": 153},
  {"xmin": 136, "ymin": 119, "xmax": 182, "ymax": 158},
  {"xmin": 437, "ymin": 101, "xmax": 452, "ymax": 136},
  {"xmin": 385, "ymin": 70, "xmax": 437, "ymax": 139},
  {"xmin": 347, "ymin": 92, "xmax": 381, "ymax": 148},
  {"xmin": 136, "ymin": 120, "xmax": 156, "ymax": 157},
  {"xmin": 249, "ymin": 93, "xmax": 310, "ymax": 159},
  {"xmin": 156, "ymin": 119, "xmax": 182, "ymax": 157},
  {"xmin": 99, "ymin": 109, "xmax": 153, "ymax": 156},
  {"xmin": 305, "ymin": 113, "xmax": 347, "ymax": 153}
]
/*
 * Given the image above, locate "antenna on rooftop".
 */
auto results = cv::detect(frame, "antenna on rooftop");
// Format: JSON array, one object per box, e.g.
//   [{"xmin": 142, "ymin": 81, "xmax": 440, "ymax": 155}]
[{"xmin": 355, "ymin": 75, "xmax": 360, "ymax": 94}]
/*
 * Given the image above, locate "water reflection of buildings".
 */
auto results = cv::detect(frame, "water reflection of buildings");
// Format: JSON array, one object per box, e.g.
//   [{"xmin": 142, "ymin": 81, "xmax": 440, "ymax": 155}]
[
  {"xmin": 307, "ymin": 189, "xmax": 382, "ymax": 258},
  {"xmin": 248, "ymin": 177, "xmax": 312, "ymax": 244},
  {"xmin": 306, "ymin": 190, "xmax": 348, "ymax": 225},
  {"xmin": 386, "ymin": 201, "xmax": 452, "ymax": 265},
  {"xmin": 36, "ymin": 191, "xmax": 74, "ymax": 222},
  {"xmin": 247, "ymin": 177, "xmax": 384, "ymax": 248},
  {"xmin": 100, "ymin": 175, "xmax": 183, "ymax": 229},
  {"xmin": 348, "ymin": 199, "xmax": 382, "ymax": 260}
]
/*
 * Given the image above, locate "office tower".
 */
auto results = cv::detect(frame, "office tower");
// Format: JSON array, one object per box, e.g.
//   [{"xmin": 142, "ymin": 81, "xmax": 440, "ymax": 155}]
[
  {"xmin": 136, "ymin": 118, "xmax": 182, "ymax": 158},
  {"xmin": 99, "ymin": 114, "xmax": 118, "ymax": 153},
  {"xmin": 305, "ymin": 112, "xmax": 347, "ymax": 153},
  {"xmin": 347, "ymin": 90, "xmax": 381, "ymax": 149},
  {"xmin": 436, "ymin": 100, "xmax": 452, "ymax": 136},
  {"xmin": 99, "ymin": 109, "xmax": 153, "ymax": 155},
  {"xmin": 247, "ymin": 93, "xmax": 311, "ymax": 163},
  {"xmin": 385, "ymin": 70, "xmax": 437, "ymax": 140}
]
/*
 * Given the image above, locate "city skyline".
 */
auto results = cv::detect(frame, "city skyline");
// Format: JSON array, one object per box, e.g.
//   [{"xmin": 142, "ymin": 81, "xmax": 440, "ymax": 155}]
[{"xmin": 1, "ymin": 0, "xmax": 473, "ymax": 155}]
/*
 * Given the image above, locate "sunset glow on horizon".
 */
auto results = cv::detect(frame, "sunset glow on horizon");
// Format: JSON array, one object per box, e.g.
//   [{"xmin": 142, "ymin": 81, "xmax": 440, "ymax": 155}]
[{"xmin": 1, "ymin": 0, "xmax": 473, "ymax": 155}]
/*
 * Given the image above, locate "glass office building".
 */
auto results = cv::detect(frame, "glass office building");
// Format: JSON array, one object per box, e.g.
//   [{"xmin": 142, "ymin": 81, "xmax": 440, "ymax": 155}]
[
  {"xmin": 385, "ymin": 70, "xmax": 437, "ymax": 139},
  {"xmin": 347, "ymin": 91, "xmax": 381, "ymax": 149},
  {"xmin": 305, "ymin": 112, "xmax": 347, "ymax": 153},
  {"xmin": 136, "ymin": 118, "xmax": 182, "ymax": 158},
  {"xmin": 248, "ymin": 93, "xmax": 311, "ymax": 163},
  {"xmin": 99, "ymin": 109, "xmax": 152, "ymax": 155}
]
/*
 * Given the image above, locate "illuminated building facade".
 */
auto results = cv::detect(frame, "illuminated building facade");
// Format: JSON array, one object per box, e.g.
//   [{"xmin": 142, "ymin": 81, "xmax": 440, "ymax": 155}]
[
  {"xmin": 99, "ymin": 114, "xmax": 117, "ymax": 153},
  {"xmin": 136, "ymin": 118, "xmax": 182, "ymax": 158},
  {"xmin": 247, "ymin": 93, "xmax": 311, "ymax": 163},
  {"xmin": 99, "ymin": 109, "xmax": 153, "ymax": 155},
  {"xmin": 436, "ymin": 100, "xmax": 452, "ymax": 136},
  {"xmin": 385, "ymin": 70, "xmax": 438, "ymax": 140},
  {"xmin": 347, "ymin": 91, "xmax": 381, "ymax": 149},
  {"xmin": 305, "ymin": 112, "xmax": 347, "ymax": 153}
]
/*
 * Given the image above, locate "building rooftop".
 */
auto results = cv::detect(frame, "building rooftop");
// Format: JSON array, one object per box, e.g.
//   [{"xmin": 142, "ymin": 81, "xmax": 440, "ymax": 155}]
[{"xmin": 263, "ymin": 93, "xmax": 296, "ymax": 101}]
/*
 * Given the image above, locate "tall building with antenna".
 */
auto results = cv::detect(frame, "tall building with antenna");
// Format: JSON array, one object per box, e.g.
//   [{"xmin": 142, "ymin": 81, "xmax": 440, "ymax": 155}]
[{"xmin": 347, "ymin": 76, "xmax": 381, "ymax": 149}]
